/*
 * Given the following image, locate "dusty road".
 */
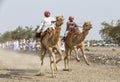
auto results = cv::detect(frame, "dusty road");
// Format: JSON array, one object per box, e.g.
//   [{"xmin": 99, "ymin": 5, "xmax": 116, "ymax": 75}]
[{"xmin": 0, "ymin": 48, "xmax": 120, "ymax": 82}]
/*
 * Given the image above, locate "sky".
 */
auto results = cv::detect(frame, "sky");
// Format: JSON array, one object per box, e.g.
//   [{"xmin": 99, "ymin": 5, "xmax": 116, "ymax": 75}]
[{"xmin": 0, "ymin": 0, "xmax": 120, "ymax": 40}]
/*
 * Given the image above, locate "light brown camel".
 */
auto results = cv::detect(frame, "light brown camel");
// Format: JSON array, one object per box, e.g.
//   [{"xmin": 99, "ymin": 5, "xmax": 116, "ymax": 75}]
[
  {"xmin": 36, "ymin": 16, "xmax": 64, "ymax": 77},
  {"xmin": 64, "ymin": 21, "xmax": 92, "ymax": 71}
]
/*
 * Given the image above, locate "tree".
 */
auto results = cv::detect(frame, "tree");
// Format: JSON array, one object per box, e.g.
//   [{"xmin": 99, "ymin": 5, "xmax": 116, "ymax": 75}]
[
  {"xmin": 109, "ymin": 23, "xmax": 120, "ymax": 45},
  {"xmin": 1, "ymin": 31, "xmax": 12, "ymax": 41},
  {"xmin": 24, "ymin": 26, "xmax": 34, "ymax": 39},
  {"xmin": 100, "ymin": 20, "xmax": 120, "ymax": 45},
  {"xmin": 0, "ymin": 25, "xmax": 36, "ymax": 42}
]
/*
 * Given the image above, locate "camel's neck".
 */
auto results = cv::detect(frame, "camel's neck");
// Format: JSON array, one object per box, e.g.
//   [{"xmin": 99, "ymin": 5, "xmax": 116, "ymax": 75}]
[
  {"xmin": 74, "ymin": 30, "xmax": 89, "ymax": 44},
  {"xmin": 55, "ymin": 26, "xmax": 61, "ymax": 37},
  {"xmin": 56, "ymin": 26, "xmax": 61, "ymax": 33},
  {"xmin": 51, "ymin": 26, "xmax": 61, "ymax": 44},
  {"xmin": 81, "ymin": 30, "xmax": 89, "ymax": 41}
]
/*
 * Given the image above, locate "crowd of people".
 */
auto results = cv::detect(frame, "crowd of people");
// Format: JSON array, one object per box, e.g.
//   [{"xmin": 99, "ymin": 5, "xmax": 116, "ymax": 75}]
[
  {"xmin": 0, "ymin": 38, "xmax": 41, "ymax": 52},
  {"xmin": 0, "ymin": 38, "xmax": 65, "ymax": 52}
]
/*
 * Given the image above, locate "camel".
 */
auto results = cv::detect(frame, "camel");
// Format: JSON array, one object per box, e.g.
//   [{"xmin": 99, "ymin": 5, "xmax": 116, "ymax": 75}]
[
  {"xmin": 64, "ymin": 21, "xmax": 92, "ymax": 71},
  {"xmin": 36, "ymin": 16, "xmax": 64, "ymax": 77}
]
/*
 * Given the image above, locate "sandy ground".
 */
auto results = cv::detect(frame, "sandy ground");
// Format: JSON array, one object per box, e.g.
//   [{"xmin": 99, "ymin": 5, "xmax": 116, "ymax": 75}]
[{"xmin": 0, "ymin": 47, "xmax": 120, "ymax": 82}]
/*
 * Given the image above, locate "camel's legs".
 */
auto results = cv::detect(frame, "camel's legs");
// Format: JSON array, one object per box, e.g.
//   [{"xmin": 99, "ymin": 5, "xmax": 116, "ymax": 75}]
[
  {"xmin": 64, "ymin": 47, "xmax": 71, "ymax": 70},
  {"xmin": 48, "ymin": 47, "xmax": 57, "ymax": 77},
  {"xmin": 40, "ymin": 49, "xmax": 46, "ymax": 74},
  {"xmin": 36, "ymin": 45, "xmax": 46, "ymax": 76},
  {"xmin": 73, "ymin": 46, "xmax": 80, "ymax": 62},
  {"xmin": 80, "ymin": 45, "xmax": 90, "ymax": 65},
  {"xmin": 67, "ymin": 49, "xmax": 71, "ymax": 70},
  {"xmin": 64, "ymin": 49, "xmax": 68, "ymax": 69},
  {"xmin": 56, "ymin": 45, "xmax": 64, "ymax": 64},
  {"xmin": 64, "ymin": 44, "xmax": 69, "ymax": 69}
]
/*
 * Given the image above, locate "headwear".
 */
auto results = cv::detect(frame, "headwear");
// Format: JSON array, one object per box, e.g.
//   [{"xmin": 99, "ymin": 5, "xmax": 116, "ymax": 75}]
[
  {"xmin": 44, "ymin": 10, "xmax": 51, "ymax": 17},
  {"xmin": 69, "ymin": 16, "xmax": 74, "ymax": 21}
]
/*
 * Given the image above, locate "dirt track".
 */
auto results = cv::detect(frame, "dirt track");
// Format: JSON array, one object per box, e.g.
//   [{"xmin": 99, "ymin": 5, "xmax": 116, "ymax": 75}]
[{"xmin": 0, "ymin": 47, "xmax": 120, "ymax": 82}]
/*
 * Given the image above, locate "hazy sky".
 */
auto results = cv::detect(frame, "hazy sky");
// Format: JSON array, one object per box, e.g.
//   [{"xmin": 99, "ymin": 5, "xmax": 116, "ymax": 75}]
[{"xmin": 0, "ymin": 0, "xmax": 120, "ymax": 40}]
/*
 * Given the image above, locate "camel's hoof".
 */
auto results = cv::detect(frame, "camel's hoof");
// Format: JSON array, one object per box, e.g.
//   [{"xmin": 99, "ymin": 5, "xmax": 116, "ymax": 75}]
[
  {"xmin": 51, "ymin": 75, "xmax": 56, "ymax": 78},
  {"xmin": 63, "ymin": 69, "xmax": 72, "ymax": 72},
  {"xmin": 76, "ymin": 56, "xmax": 80, "ymax": 62},
  {"xmin": 76, "ymin": 58, "xmax": 80, "ymax": 62},
  {"xmin": 86, "ymin": 62, "xmax": 90, "ymax": 65},
  {"xmin": 35, "ymin": 73, "xmax": 45, "ymax": 76},
  {"xmin": 85, "ymin": 61, "xmax": 90, "ymax": 65}
]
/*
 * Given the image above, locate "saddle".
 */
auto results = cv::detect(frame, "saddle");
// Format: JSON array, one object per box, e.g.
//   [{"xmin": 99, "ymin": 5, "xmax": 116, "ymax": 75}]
[
  {"xmin": 68, "ymin": 29, "xmax": 81, "ymax": 35},
  {"xmin": 35, "ymin": 28, "xmax": 55, "ymax": 39},
  {"xmin": 67, "ymin": 29, "xmax": 81, "ymax": 39}
]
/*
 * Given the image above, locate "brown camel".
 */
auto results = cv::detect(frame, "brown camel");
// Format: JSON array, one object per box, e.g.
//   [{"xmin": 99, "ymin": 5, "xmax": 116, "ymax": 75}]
[
  {"xmin": 36, "ymin": 16, "xmax": 64, "ymax": 77},
  {"xmin": 64, "ymin": 21, "xmax": 92, "ymax": 71}
]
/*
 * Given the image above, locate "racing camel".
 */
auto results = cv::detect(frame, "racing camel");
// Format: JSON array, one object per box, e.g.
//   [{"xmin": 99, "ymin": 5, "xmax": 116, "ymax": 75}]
[
  {"xmin": 64, "ymin": 21, "xmax": 92, "ymax": 71},
  {"xmin": 36, "ymin": 16, "xmax": 64, "ymax": 77}
]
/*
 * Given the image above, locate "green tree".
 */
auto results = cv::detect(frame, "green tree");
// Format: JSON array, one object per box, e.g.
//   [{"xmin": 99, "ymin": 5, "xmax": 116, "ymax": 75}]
[
  {"xmin": 0, "ymin": 25, "xmax": 36, "ymax": 42},
  {"xmin": 99, "ymin": 21, "xmax": 114, "ymax": 43},
  {"xmin": 100, "ymin": 20, "xmax": 120, "ymax": 45},
  {"xmin": 11, "ymin": 26, "xmax": 26, "ymax": 40},
  {"xmin": 24, "ymin": 26, "xmax": 34, "ymax": 39},
  {"xmin": 1, "ymin": 31, "xmax": 12, "ymax": 41}
]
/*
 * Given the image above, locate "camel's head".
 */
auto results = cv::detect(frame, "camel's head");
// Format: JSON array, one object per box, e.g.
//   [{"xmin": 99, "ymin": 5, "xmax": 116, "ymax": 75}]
[
  {"xmin": 56, "ymin": 16, "xmax": 64, "ymax": 26},
  {"xmin": 83, "ymin": 21, "xmax": 92, "ymax": 31}
]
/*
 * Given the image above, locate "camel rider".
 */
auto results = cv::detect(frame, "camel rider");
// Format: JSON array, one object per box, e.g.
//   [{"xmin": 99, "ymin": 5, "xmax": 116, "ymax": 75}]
[
  {"xmin": 63, "ymin": 16, "xmax": 79, "ymax": 40},
  {"xmin": 36, "ymin": 10, "xmax": 56, "ymax": 38}
]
